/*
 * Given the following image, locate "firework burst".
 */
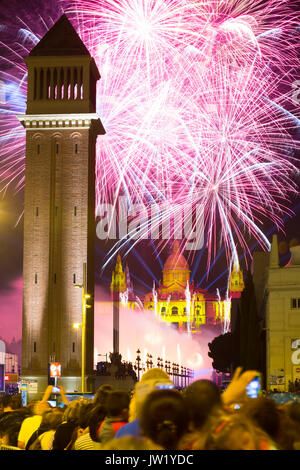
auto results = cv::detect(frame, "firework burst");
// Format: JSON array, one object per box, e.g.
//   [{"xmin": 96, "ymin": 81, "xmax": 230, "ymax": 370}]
[{"xmin": 0, "ymin": 0, "xmax": 299, "ymax": 268}]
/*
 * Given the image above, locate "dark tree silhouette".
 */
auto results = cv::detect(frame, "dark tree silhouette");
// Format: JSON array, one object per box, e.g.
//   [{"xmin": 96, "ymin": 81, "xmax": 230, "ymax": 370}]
[
  {"xmin": 208, "ymin": 270, "xmax": 262, "ymax": 374},
  {"xmin": 234, "ymin": 269, "xmax": 261, "ymax": 371},
  {"xmin": 208, "ymin": 332, "xmax": 234, "ymax": 373}
]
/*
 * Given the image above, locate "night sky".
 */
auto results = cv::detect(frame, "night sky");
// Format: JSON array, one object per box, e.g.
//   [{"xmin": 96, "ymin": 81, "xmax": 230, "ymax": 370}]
[{"xmin": 0, "ymin": 0, "xmax": 300, "ymax": 346}]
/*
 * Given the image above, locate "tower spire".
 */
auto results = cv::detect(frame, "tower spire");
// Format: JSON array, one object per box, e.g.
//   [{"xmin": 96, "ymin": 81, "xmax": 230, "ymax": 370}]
[{"xmin": 229, "ymin": 261, "xmax": 244, "ymax": 299}]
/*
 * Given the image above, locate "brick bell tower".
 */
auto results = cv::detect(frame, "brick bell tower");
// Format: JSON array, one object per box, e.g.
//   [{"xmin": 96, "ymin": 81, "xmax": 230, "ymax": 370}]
[{"xmin": 18, "ymin": 14, "xmax": 105, "ymax": 394}]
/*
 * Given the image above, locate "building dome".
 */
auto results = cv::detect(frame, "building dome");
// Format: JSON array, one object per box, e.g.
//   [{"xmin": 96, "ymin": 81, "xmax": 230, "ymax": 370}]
[{"xmin": 164, "ymin": 240, "xmax": 189, "ymax": 271}]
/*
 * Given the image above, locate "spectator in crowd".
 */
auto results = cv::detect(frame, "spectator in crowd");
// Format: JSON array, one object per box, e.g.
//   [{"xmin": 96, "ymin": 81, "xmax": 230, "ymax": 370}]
[
  {"xmin": 96, "ymin": 390, "xmax": 130, "ymax": 444},
  {"xmin": 69, "ymin": 401, "xmax": 95, "ymax": 446},
  {"xmin": 52, "ymin": 398, "xmax": 90, "ymax": 450},
  {"xmin": 282, "ymin": 402, "xmax": 300, "ymax": 450},
  {"xmin": 139, "ymin": 389, "xmax": 189, "ymax": 450},
  {"xmin": 17, "ymin": 384, "xmax": 68, "ymax": 449},
  {"xmin": 204, "ymin": 414, "xmax": 261, "ymax": 450},
  {"xmin": 114, "ymin": 368, "xmax": 173, "ymax": 440},
  {"xmin": 2, "ymin": 365, "xmax": 300, "ymax": 451},
  {"xmin": 180, "ymin": 379, "xmax": 223, "ymax": 449},
  {"xmin": 241, "ymin": 396, "xmax": 284, "ymax": 449},
  {"xmin": 17, "ymin": 402, "xmax": 50, "ymax": 449},
  {"xmin": 287, "ymin": 402, "xmax": 300, "ymax": 426},
  {"xmin": 102, "ymin": 435, "xmax": 161, "ymax": 450},
  {"xmin": 0, "ymin": 394, "xmax": 23, "ymax": 416},
  {"xmin": 73, "ymin": 404, "xmax": 107, "ymax": 450},
  {"xmin": 93, "ymin": 384, "xmax": 114, "ymax": 407},
  {"xmin": 0, "ymin": 409, "xmax": 30, "ymax": 449},
  {"xmin": 27, "ymin": 408, "xmax": 64, "ymax": 450}
]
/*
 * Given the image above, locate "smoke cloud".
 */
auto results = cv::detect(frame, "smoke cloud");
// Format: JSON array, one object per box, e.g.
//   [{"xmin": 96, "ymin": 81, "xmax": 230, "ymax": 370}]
[{"xmin": 94, "ymin": 285, "xmax": 220, "ymax": 380}]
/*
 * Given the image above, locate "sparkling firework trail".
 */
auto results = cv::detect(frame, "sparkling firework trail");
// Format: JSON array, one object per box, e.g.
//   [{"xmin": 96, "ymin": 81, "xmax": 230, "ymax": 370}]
[{"xmin": 0, "ymin": 0, "xmax": 299, "ymax": 269}]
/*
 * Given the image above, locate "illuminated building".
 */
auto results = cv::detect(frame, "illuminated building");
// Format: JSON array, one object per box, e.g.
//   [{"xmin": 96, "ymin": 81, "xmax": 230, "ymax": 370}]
[
  {"xmin": 265, "ymin": 235, "xmax": 300, "ymax": 391},
  {"xmin": 18, "ymin": 15, "xmax": 105, "ymax": 394},
  {"xmin": 115, "ymin": 240, "xmax": 244, "ymax": 333},
  {"xmin": 229, "ymin": 261, "xmax": 245, "ymax": 299}
]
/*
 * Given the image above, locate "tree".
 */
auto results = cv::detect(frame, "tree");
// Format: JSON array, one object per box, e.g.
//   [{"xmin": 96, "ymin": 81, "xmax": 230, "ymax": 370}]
[
  {"xmin": 234, "ymin": 269, "xmax": 261, "ymax": 371},
  {"xmin": 208, "ymin": 332, "xmax": 235, "ymax": 373}
]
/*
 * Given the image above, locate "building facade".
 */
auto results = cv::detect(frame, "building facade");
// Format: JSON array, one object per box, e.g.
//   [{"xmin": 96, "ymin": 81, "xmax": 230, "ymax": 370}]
[
  {"xmin": 114, "ymin": 240, "xmax": 244, "ymax": 333},
  {"xmin": 266, "ymin": 235, "xmax": 300, "ymax": 391},
  {"xmin": 18, "ymin": 15, "xmax": 105, "ymax": 394}
]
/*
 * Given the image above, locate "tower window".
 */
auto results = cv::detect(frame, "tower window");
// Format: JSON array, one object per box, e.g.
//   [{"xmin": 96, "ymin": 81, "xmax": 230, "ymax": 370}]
[
  {"xmin": 37, "ymin": 144, "xmax": 40, "ymax": 155},
  {"xmin": 291, "ymin": 298, "xmax": 300, "ymax": 309},
  {"xmin": 172, "ymin": 306, "xmax": 179, "ymax": 315},
  {"xmin": 72, "ymin": 342, "xmax": 75, "ymax": 353},
  {"xmin": 54, "ymin": 273, "xmax": 56, "ymax": 284},
  {"xmin": 36, "ymin": 207, "xmax": 39, "ymax": 216},
  {"xmin": 73, "ymin": 274, "xmax": 76, "ymax": 284},
  {"xmin": 56, "ymin": 143, "xmax": 59, "ymax": 154},
  {"xmin": 75, "ymin": 143, "xmax": 78, "ymax": 154},
  {"xmin": 34, "ymin": 273, "xmax": 38, "ymax": 284},
  {"xmin": 33, "ymin": 342, "xmax": 37, "ymax": 353},
  {"xmin": 74, "ymin": 206, "xmax": 77, "ymax": 216}
]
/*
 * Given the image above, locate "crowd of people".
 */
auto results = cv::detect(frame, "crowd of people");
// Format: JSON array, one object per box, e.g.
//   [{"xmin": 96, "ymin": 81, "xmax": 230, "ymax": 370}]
[
  {"xmin": 0, "ymin": 367, "xmax": 300, "ymax": 451},
  {"xmin": 288, "ymin": 379, "xmax": 300, "ymax": 393}
]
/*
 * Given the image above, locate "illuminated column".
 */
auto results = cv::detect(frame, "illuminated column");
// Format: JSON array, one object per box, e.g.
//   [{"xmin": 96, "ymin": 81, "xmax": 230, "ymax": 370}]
[
  {"xmin": 18, "ymin": 15, "xmax": 105, "ymax": 394},
  {"xmin": 110, "ymin": 254, "xmax": 127, "ymax": 354}
]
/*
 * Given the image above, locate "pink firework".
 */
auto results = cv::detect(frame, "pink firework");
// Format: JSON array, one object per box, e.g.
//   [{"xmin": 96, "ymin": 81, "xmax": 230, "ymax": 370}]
[{"xmin": 0, "ymin": 0, "xmax": 300, "ymax": 267}]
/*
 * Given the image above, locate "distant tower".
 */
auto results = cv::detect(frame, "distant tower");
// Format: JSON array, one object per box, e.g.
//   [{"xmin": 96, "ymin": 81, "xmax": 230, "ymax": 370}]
[
  {"xmin": 229, "ymin": 261, "xmax": 244, "ymax": 333},
  {"xmin": 110, "ymin": 254, "xmax": 127, "ymax": 354},
  {"xmin": 229, "ymin": 261, "xmax": 245, "ymax": 299},
  {"xmin": 18, "ymin": 15, "xmax": 105, "ymax": 393},
  {"xmin": 125, "ymin": 263, "xmax": 134, "ymax": 299}
]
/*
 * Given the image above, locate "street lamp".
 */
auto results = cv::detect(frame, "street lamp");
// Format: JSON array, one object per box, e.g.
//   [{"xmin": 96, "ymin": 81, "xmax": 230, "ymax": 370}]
[
  {"xmin": 146, "ymin": 353, "xmax": 153, "ymax": 370},
  {"xmin": 135, "ymin": 349, "xmax": 142, "ymax": 382},
  {"xmin": 74, "ymin": 262, "xmax": 91, "ymax": 394},
  {"xmin": 157, "ymin": 357, "xmax": 163, "ymax": 368}
]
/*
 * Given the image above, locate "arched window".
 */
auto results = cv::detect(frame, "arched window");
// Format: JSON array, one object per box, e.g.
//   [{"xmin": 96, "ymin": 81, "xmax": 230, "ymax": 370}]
[{"xmin": 172, "ymin": 306, "xmax": 178, "ymax": 315}]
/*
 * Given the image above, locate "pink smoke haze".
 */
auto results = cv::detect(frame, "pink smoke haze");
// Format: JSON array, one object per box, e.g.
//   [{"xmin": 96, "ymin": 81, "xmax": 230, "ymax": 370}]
[
  {"xmin": 0, "ymin": 280, "xmax": 215, "ymax": 379},
  {"xmin": 94, "ymin": 285, "xmax": 215, "ymax": 379},
  {"xmin": 0, "ymin": 277, "xmax": 23, "ymax": 343}
]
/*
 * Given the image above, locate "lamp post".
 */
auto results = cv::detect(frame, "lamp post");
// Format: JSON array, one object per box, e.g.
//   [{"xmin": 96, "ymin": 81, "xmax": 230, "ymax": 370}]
[
  {"xmin": 165, "ymin": 360, "xmax": 171, "ymax": 375},
  {"xmin": 74, "ymin": 262, "xmax": 91, "ymax": 394},
  {"xmin": 135, "ymin": 349, "xmax": 142, "ymax": 382},
  {"xmin": 146, "ymin": 353, "xmax": 153, "ymax": 370},
  {"xmin": 172, "ymin": 362, "xmax": 175, "ymax": 385}
]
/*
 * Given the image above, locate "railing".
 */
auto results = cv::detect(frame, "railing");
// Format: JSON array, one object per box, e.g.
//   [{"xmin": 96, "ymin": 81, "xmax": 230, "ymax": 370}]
[{"xmin": 95, "ymin": 349, "xmax": 194, "ymax": 388}]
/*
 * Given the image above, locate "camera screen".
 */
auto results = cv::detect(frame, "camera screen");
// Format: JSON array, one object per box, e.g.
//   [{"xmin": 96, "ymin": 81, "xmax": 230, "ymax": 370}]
[
  {"xmin": 155, "ymin": 384, "xmax": 175, "ymax": 390},
  {"xmin": 246, "ymin": 377, "xmax": 261, "ymax": 398}
]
